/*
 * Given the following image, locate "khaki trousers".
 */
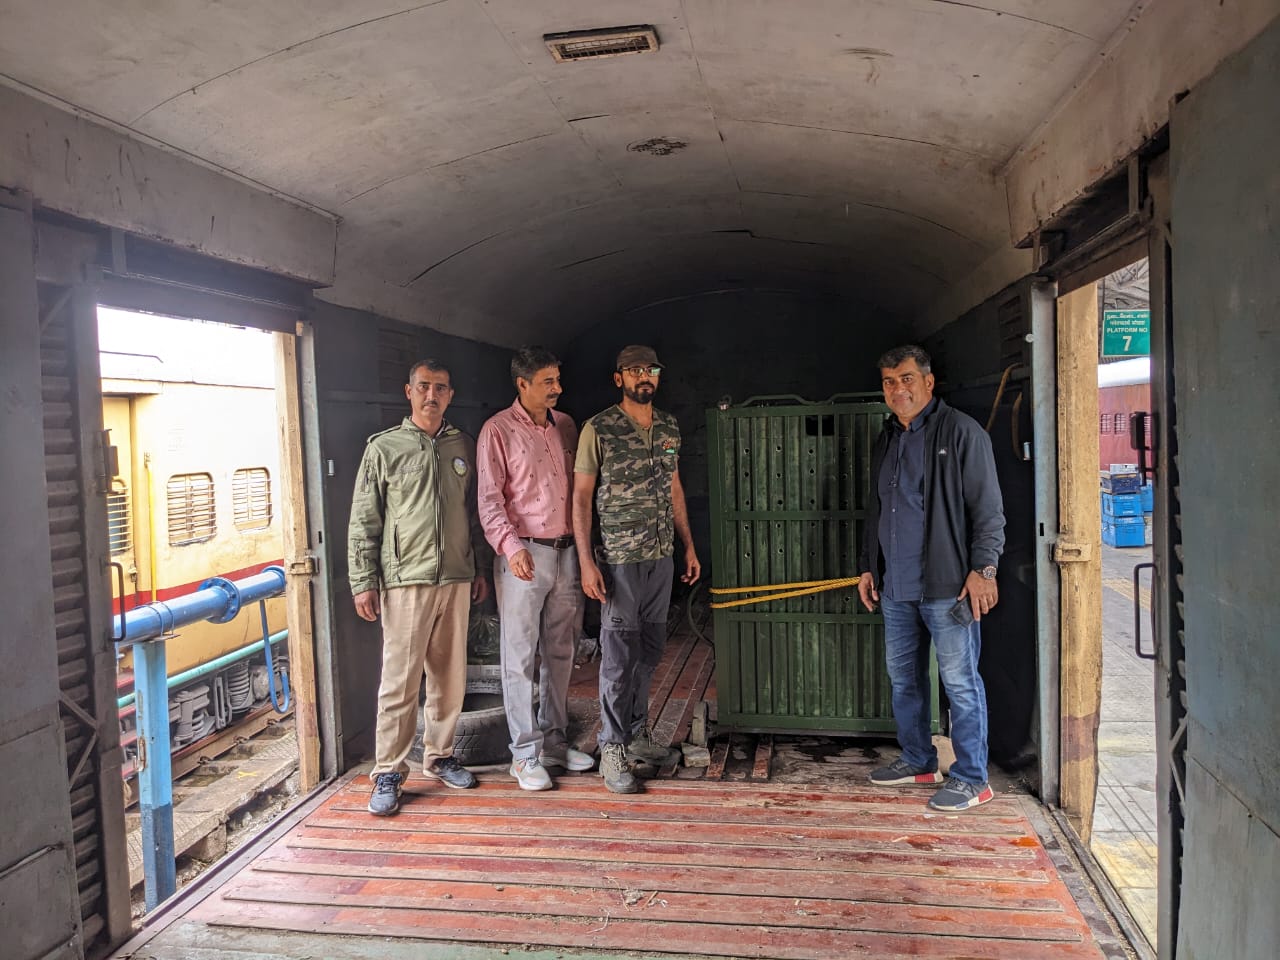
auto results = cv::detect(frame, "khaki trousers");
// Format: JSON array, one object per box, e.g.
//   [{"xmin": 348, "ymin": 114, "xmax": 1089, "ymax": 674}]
[{"xmin": 373, "ymin": 581, "xmax": 470, "ymax": 776}]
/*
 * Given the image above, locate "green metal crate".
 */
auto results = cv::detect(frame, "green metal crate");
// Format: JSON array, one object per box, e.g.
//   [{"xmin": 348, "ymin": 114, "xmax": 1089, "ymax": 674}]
[{"xmin": 706, "ymin": 395, "xmax": 939, "ymax": 735}]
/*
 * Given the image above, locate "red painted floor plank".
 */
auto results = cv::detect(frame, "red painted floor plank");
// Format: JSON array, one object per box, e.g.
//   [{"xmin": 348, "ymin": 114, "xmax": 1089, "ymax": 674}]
[
  {"xmin": 302, "ymin": 810, "xmax": 1048, "ymax": 860},
  {"xmin": 192, "ymin": 896, "xmax": 1107, "ymax": 959},
  {"xmin": 219, "ymin": 871, "xmax": 1090, "ymax": 942},
  {"xmin": 255, "ymin": 846, "xmax": 1073, "ymax": 912}
]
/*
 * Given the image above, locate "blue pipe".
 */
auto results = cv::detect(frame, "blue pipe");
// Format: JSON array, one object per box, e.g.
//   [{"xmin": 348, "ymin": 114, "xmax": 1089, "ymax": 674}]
[{"xmin": 115, "ymin": 565, "xmax": 286, "ymax": 648}]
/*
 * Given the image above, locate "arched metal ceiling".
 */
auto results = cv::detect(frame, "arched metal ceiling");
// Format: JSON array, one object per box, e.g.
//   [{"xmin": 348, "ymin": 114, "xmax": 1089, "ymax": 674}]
[{"xmin": 0, "ymin": 1, "xmax": 1136, "ymax": 343}]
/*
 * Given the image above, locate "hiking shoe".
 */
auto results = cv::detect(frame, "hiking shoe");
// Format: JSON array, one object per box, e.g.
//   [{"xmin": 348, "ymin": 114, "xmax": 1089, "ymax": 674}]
[
  {"xmin": 368, "ymin": 772, "xmax": 404, "ymax": 816},
  {"xmin": 600, "ymin": 742, "xmax": 640, "ymax": 794},
  {"xmin": 542, "ymin": 747, "xmax": 595, "ymax": 772},
  {"xmin": 928, "ymin": 776, "xmax": 995, "ymax": 811},
  {"xmin": 510, "ymin": 756, "xmax": 553, "ymax": 791},
  {"xmin": 868, "ymin": 757, "xmax": 944, "ymax": 786},
  {"xmin": 626, "ymin": 727, "xmax": 680, "ymax": 765},
  {"xmin": 424, "ymin": 756, "xmax": 477, "ymax": 789}
]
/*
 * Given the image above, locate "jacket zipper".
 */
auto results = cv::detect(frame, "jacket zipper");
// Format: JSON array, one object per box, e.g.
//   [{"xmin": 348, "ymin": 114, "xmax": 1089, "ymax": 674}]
[{"xmin": 428, "ymin": 432, "xmax": 443, "ymax": 584}]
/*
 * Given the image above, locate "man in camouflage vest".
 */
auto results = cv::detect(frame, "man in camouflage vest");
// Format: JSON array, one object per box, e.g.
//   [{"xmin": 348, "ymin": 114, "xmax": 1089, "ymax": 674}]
[{"xmin": 572, "ymin": 345, "xmax": 701, "ymax": 793}]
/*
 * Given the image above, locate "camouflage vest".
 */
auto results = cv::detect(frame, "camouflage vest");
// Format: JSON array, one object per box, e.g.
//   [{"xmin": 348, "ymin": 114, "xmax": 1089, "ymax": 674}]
[{"xmin": 591, "ymin": 405, "xmax": 681, "ymax": 564}]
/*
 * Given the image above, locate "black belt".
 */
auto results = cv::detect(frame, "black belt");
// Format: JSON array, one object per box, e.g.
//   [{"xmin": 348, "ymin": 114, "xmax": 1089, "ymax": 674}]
[{"xmin": 523, "ymin": 535, "xmax": 575, "ymax": 549}]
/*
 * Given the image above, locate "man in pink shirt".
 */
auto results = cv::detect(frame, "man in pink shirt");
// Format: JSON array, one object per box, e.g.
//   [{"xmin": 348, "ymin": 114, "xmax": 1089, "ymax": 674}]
[{"xmin": 477, "ymin": 347, "xmax": 594, "ymax": 790}]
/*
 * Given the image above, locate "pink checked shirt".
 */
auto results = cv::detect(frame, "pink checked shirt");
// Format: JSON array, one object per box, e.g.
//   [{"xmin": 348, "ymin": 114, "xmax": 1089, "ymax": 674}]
[{"xmin": 476, "ymin": 399, "xmax": 578, "ymax": 559}]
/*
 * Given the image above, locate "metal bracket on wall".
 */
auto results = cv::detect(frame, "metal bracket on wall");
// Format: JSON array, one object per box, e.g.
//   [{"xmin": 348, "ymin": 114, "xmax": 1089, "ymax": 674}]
[
  {"xmin": 286, "ymin": 556, "xmax": 317, "ymax": 577},
  {"xmin": 1053, "ymin": 540, "xmax": 1094, "ymax": 563}
]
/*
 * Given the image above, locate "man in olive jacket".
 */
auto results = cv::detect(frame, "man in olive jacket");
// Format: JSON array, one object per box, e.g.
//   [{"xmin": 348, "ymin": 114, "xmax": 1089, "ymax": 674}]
[{"xmin": 348, "ymin": 358, "xmax": 491, "ymax": 816}]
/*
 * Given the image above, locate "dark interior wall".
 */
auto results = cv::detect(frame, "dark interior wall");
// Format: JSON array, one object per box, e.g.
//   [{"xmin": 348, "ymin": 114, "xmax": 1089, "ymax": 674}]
[
  {"xmin": 1171, "ymin": 20, "xmax": 1280, "ymax": 955},
  {"xmin": 922, "ymin": 279, "xmax": 1038, "ymax": 770},
  {"xmin": 309, "ymin": 300, "xmax": 513, "ymax": 767},
  {"xmin": 558, "ymin": 290, "xmax": 911, "ymax": 567}
]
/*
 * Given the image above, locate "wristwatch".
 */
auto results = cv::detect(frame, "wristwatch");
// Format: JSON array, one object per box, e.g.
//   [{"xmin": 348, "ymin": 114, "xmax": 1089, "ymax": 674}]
[{"xmin": 976, "ymin": 565, "xmax": 997, "ymax": 580}]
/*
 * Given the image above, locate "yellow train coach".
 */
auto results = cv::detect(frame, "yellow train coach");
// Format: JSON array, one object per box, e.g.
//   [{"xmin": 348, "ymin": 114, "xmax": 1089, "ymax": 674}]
[{"xmin": 99, "ymin": 309, "xmax": 289, "ymax": 781}]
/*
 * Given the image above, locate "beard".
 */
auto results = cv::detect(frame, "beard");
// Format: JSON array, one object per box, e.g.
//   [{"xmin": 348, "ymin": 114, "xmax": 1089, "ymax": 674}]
[{"xmin": 623, "ymin": 383, "xmax": 655, "ymax": 405}]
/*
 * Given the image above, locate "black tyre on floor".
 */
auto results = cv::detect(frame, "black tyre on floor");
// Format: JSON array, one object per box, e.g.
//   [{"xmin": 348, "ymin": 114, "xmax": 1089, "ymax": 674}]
[{"xmin": 408, "ymin": 691, "xmax": 510, "ymax": 767}]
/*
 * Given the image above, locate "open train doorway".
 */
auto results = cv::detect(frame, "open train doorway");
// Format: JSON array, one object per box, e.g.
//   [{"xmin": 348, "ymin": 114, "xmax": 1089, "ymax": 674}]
[
  {"xmin": 96, "ymin": 306, "xmax": 315, "ymax": 915},
  {"xmin": 1056, "ymin": 260, "xmax": 1160, "ymax": 954},
  {"xmin": 1090, "ymin": 261, "xmax": 1159, "ymax": 952}
]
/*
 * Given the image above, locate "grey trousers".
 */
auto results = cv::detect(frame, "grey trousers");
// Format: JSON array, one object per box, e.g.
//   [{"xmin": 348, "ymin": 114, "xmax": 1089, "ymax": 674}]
[
  {"xmin": 597, "ymin": 556, "xmax": 674, "ymax": 746},
  {"xmin": 495, "ymin": 542, "xmax": 583, "ymax": 762}
]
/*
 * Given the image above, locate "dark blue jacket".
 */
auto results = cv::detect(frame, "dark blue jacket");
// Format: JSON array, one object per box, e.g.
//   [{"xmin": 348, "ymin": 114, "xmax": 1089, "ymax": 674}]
[{"xmin": 858, "ymin": 397, "xmax": 1005, "ymax": 599}]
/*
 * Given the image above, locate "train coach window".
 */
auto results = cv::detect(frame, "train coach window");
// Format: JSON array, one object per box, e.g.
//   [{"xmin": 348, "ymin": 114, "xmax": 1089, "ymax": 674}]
[
  {"xmin": 233, "ymin": 467, "xmax": 272, "ymax": 530},
  {"xmin": 108, "ymin": 480, "xmax": 131, "ymax": 554},
  {"xmin": 167, "ymin": 472, "xmax": 217, "ymax": 545}
]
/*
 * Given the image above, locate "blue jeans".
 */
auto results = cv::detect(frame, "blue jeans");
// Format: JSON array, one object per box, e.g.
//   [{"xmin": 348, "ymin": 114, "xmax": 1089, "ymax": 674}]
[{"xmin": 880, "ymin": 596, "xmax": 989, "ymax": 785}]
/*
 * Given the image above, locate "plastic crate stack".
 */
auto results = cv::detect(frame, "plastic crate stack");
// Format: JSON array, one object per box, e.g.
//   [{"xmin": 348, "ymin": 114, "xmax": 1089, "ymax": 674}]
[{"xmin": 1100, "ymin": 465, "xmax": 1152, "ymax": 547}]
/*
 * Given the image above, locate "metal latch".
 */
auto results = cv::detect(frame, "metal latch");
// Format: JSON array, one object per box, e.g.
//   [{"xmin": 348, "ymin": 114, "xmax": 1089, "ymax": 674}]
[
  {"xmin": 1053, "ymin": 540, "xmax": 1094, "ymax": 563},
  {"xmin": 286, "ymin": 556, "xmax": 317, "ymax": 576}
]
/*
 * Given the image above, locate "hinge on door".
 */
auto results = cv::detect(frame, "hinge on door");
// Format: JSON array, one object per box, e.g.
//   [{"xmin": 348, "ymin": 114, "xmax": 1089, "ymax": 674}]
[
  {"xmin": 286, "ymin": 556, "xmax": 317, "ymax": 576},
  {"xmin": 1053, "ymin": 540, "xmax": 1094, "ymax": 563}
]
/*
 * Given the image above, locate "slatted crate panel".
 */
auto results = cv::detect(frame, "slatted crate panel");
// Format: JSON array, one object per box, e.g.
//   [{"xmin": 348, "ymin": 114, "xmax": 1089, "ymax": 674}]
[{"xmin": 707, "ymin": 398, "xmax": 938, "ymax": 733}]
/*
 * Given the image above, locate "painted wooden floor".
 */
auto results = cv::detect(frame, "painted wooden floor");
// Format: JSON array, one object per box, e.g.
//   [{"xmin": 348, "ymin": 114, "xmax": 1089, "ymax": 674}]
[
  {"xmin": 139, "ymin": 773, "xmax": 1110, "ymax": 960},
  {"xmin": 113, "ymin": 622, "xmax": 1124, "ymax": 959}
]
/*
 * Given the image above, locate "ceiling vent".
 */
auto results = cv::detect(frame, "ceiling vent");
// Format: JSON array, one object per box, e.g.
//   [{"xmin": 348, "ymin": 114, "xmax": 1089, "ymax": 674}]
[{"xmin": 544, "ymin": 26, "xmax": 658, "ymax": 63}]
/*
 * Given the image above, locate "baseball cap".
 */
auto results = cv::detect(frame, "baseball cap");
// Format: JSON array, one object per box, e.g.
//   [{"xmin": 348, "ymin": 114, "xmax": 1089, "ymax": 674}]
[{"xmin": 616, "ymin": 344, "xmax": 664, "ymax": 370}]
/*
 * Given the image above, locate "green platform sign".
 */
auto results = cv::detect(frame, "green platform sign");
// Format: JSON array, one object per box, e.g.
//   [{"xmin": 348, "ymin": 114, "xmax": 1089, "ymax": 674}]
[{"xmin": 1102, "ymin": 309, "xmax": 1151, "ymax": 358}]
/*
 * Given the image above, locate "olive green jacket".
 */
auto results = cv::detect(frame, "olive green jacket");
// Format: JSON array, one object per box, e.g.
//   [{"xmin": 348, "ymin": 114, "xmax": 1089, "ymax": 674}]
[{"xmin": 347, "ymin": 418, "xmax": 489, "ymax": 595}]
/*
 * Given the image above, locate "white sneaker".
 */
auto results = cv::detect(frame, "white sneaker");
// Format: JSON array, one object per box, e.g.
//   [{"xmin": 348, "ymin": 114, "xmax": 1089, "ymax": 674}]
[
  {"xmin": 510, "ymin": 756, "xmax": 553, "ymax": 791},
  {"xmin": 543, "ymin": 747, "xmax": 595, "ymax": 772}
]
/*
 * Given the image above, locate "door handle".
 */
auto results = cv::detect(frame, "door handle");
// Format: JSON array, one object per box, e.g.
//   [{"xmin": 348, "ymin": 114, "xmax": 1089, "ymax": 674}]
[
  {"xmin": 110, "ymin": 561, "xmax": 126, "ymax": 642},
  {"xmin": 1133, "ymin": 562, "xmax": 1155, "ymax": 660}
]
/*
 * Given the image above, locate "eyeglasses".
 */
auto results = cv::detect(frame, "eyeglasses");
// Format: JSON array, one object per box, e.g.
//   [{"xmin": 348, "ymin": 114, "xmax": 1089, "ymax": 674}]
[{"xmin": 619, "ymin": 366, "xmax": 661, "ymax": 378}]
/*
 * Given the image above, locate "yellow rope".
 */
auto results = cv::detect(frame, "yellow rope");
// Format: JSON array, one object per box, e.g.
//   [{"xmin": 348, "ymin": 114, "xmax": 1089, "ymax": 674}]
[{"xmin": 709, "ymin": 576, "xmax": 863, "ymax": 609}]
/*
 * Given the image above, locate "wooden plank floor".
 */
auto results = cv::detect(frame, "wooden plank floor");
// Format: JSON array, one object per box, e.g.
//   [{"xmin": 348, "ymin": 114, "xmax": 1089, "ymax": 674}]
[
  {"xmin": 115, "ymin": 617, "xmax": 1122, "ymax": 959},
  {"xmin": 169, "ymin": 773, "xmax": 1110, "ymax": 959}
]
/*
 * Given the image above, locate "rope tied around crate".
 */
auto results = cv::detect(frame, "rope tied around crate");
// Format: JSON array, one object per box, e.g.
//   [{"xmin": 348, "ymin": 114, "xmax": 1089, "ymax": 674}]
[{"xmin": 708, "ymin": 576, "xmax": 863, "ymax": 609}]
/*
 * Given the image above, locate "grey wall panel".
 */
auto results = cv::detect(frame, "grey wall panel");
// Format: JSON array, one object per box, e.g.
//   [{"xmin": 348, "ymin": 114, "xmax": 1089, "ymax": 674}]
[
  {"xmin": 0, "ymin": 205, "xmax": 61, "ymax": 733},
  {"xmin": 1177, "ymin": 759, "xmax": 1280, "ymax": 958},
  {"xmin": 0, "ymin": 850, "xmax": 79, "ymax": 960},
  {"xmin": 0, "ymin": 202, "xmax": 82, "ymax": 958},
  {"xmin": 1171, "ymin": 15, "xmax": 1280, "ymax": 956}
]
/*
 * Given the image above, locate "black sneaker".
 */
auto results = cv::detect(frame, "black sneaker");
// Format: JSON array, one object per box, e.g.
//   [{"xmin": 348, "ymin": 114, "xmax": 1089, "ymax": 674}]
[
  {"xmin": 868, "ymin": 757, "xmax": 944, "ymax": 786},
  {"xmin": 368, "ymin": 771, "xmax": 403, "ymax": 816},
  {"xmin": 425, "ymin": 755, "xmax": 477, "ymax": 789}
]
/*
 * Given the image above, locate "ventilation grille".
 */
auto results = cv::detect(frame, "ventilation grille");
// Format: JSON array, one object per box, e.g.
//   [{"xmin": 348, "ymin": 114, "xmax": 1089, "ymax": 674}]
[
  {"xmin": 167, "ymin": 472, "xmax": 216, "ymax": 546},
  {"xmin": 232, "ymin": 467, "xmax": 272, "ymax": 530},
  {"xmin": 108, "ymin": 482, "xmax": 131, "ymax": 555},
  {"xmin": 545, "ymin": 26, "xmax": 658, "ymax": 62}
]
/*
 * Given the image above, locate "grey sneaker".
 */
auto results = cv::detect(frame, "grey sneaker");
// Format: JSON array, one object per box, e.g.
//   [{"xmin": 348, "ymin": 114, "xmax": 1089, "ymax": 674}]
[
  {"xmin": 868, "ymin": 757, "xmax": 944, "ymax": 786},
  {"xmin": 368, "ymin": 771, "xmax": 403, "ymax": 816},
  {"xmin": 928, "ymin": 776, "xmax": 994, "ymax": 811},
  {"xmin": 542, "ymin": 747, "xmax": 595, "ymax": 772},
  {"xmin": 626, "ymin": 727, "xmax": 679, "ymax": 765},
  {"xmin": 424, "ymin": 756, "xmax": 477, "ymax": 789},
  {"xmin": 510, "ymin": 756, "xmax": 553, "ymax": 791},
  {"xmin": 600, "ymin": 742, "xmax": 639, "ymax": 794}
]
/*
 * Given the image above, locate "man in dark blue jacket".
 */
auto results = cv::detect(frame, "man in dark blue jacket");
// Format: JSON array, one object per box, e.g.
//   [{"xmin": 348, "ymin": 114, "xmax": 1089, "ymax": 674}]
[{"xmin": 857, "ymin": 345, "xmax": 1005, "ymax": 811}]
